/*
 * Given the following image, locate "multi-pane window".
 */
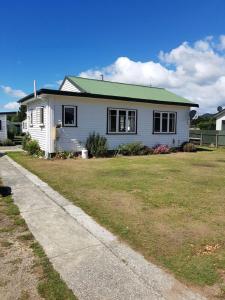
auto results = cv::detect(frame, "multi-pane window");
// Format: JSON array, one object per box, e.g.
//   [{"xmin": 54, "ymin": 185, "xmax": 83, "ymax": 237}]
[
  {"xmin": 63, "ymin": 105, "xmax": 77, "ymax": 127},
  {"xmin": 108, "ymin": 108, "xmax": 137, "ymax": 134},
  {"xmin": 153, "ymin": 111, "xmax": 176, "ymax": 133}
]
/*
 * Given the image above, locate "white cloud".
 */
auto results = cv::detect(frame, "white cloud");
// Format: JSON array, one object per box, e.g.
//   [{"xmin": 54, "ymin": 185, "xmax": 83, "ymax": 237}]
[
  {"xmin": 43, "ymin": 80, "xmax": 63, "ymax": 89},
  {"xmin": 79, "ymin": 36, "xmax": 225, "ymax": 113},
  {"xmin": 218, "ymin": 35, "xmax": 225, "ymax": 50},
  {"xmin": 1, "ymin": 85, "xmax": 26, "ymax": 98},
  {"xmin": 3, "ymin": 101, "xmax": 19, "ymax": 110}
]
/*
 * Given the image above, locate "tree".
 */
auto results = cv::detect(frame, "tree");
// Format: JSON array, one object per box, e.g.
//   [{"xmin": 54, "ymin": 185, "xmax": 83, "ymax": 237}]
[
  {"xmin": 191, "ymin": 115, "xmax": 216, "ymax": 130},
  {"xmin": 10, "ymin": 105, "xmax": 26, "ymax": 122}
]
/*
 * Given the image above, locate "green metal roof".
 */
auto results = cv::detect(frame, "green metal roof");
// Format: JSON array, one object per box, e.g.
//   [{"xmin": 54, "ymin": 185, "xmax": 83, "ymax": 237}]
[{"xmin": 66, "ymin": 76, "xmax": 197, "ymax": 106}]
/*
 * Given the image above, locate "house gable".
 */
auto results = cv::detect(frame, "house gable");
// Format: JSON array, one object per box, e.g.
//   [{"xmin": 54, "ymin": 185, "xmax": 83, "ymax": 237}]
[{"xmin": 60, "ymin": 78, "xmax": 82, "ymax": 93}]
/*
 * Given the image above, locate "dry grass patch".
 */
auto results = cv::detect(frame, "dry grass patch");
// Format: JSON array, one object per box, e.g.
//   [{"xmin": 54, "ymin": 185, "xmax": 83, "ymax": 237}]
[{"xmin": 8, "ymin": 149, "xmax": 225, "ymax": 298}]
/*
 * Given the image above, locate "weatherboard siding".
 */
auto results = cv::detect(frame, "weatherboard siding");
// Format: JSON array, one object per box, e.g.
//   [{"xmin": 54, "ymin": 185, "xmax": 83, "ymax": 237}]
[
  {"xmin": 26, "ymin": 99, "xmax": 48, "ymax": 151},
  {"xmin": 60, "ymin": 79, "xmax": 81, "ymax": 92},
  {"xmin": 0, "ymin": 115, "xmax": 7, "ymax": 141},
  {"xmin": 52, "ymin": 95, "xmax": 189, "ymax": 152},
  {"xmin": 216, "ymin": 113, "xmax": 225, "ymax": 130}
]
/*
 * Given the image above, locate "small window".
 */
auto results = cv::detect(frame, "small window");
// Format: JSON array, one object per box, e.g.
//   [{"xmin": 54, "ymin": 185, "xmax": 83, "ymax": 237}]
[
  {"xmin": 0, "ymin": 120, "xmax": 2, "ymax": 131},
  {"xmin": 153, "ymin": 111, "xmax": 176, "ymax": 134},
  {"xmin": 108, "ymin": 108, "xmax": 137, "ymax": 134},
  {"xmin": 63, "ymin": 105, "xmax": 77, "ymax": 127},
  {"xmin": 39, "ymin": 107, "xmax": 44, "ymax": 125},
  {"xmin": 29, "ymin": 110, "xmax": 33, "ymax": 127}
]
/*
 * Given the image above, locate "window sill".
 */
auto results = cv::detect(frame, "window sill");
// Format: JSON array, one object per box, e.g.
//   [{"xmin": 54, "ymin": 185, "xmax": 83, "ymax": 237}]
[
  {"xmin": 153, "ymin": 132, "xmax": 176, "ymax": 134},
  {"xmin": 107, "ymin": 132, "xmax": 137, "ymax": 135},
  {"xmin": 62, "ymin": 125, "xmax": 78, "ymax": 128},
  {"xmin": 39, "ymin": 124, "xmax": 45, "ymax": 128}
]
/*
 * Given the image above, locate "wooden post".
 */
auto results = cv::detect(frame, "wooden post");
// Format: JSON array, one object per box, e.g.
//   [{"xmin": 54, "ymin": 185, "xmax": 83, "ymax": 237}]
[
  {"xmin": 216, "ymin": 134, "xmax": 218, "ymax": 148},
  {"xmin": 200, "ymin": 133, "xmax": 203, "ymax": 146}
]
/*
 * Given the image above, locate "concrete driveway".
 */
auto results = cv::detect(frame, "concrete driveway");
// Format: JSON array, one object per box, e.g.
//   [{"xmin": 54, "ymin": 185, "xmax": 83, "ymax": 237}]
[{"xmin": 0, "ymin": 154, "xmax": 206, "ymax": 300}]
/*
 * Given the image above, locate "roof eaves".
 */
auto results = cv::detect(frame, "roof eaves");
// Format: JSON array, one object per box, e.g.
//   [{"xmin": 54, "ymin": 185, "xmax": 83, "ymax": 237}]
[
  {"xmin": 0, "ymin": 111, "xmax": 17, "ymax": 115},
  {"xmin": 214, "ymin": 109, "xmax": 225, "ymax": 118},
  {"xmin": 18, "ymin": 89, "xmax": 199, "ymax": 107}
]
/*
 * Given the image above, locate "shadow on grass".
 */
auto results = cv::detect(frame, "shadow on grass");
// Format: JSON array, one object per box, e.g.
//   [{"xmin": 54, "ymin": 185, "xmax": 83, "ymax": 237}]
[
  {"xmin": 0, "ymin": 186, "xmax": 12, "ymax": 197},
  {"xmin": 196, "ymin": 147, "xmax": 214, "ymax": 152}
]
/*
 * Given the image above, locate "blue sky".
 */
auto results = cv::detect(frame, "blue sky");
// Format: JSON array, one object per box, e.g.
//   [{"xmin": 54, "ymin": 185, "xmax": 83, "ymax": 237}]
[{"xmin": 1, "ymin": 0, "xmax": 225, "ymax": 112}]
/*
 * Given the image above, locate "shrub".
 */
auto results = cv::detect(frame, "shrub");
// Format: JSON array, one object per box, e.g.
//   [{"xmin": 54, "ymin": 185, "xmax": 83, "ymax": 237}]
[
  {"xmin": 181, "ymin": 142, "xmax": 197, "ymax": 152},
  {"xmin": 140, "ymin": 145, "xmax": 154, "ymax": 155},
  {"xmin": 26, "ymin": 140, "xmax": 40, "ymax": 155},
  {"xmin": 169, "ymin": 147, "xmax": 178, "ymax": 153},
  {"xmin": 153, "ymin": 144, "xmax": 170, "ymax": 154},
  {"xmin": 0, "ymin": 139, "xmax": 15, "ymax": 146},
  {"xmin": 118, "ymin": 142, "xmax": 142, "ymax": 156},
  {"xmin": 22, "ymin": 133, "xmax": 31, "ymax": 150},
  {"xmin": 55, "ymin": 151, "xmax": 76, "ymax": 159},
  {"xmin": 86, "ymin": 132, "xmax": 108, "ymax": 157},
  {"xmin": 117, "ymin": 142, "xmax": 152, "ymax": 156}
]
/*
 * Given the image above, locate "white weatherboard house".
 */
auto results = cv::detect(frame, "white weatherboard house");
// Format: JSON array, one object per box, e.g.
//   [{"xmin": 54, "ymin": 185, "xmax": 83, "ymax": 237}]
[
  {"xmin": 19, "ymin": 76, "xmax": 198, "ymax": 156},
  {"xmin": 215, "ymin": 109, "xmax": 225, "ymax": 130}
]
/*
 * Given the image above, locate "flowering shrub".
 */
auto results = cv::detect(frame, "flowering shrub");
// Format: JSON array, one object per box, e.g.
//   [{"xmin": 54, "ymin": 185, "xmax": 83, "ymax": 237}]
[{"xmin": 153, "ymin": 144, "xmax": 170, "ymax": 154}]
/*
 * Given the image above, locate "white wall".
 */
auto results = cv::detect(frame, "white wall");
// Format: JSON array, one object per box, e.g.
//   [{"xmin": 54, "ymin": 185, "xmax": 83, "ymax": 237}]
[
  {"xmin": 0, "ymin": 115, "xmax": 7, "ymax": 141},
  {"xmin": 26, "ymin": 99, "xmax": 48, "ymax": 151},
  {"xmin": 216, "ymin": 113, "xmax": 225, "ymax": 130},
  {"xmin": 51, "ymin": 95, "xmax": 190, "ymax": 152}
]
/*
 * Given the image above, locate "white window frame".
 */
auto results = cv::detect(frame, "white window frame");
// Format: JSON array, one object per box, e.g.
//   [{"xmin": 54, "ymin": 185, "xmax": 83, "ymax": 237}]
[
  {"xmin": 29, "ymin": 109, "xmax": 33, "ymax": 127},
  {"xmin": 153, "ymin": 111, "xmax": 176, "ymax": 134},
  {"xmin": 63, "ymin": 105, "xmax": 77, "ymax": 127},
  {"xmin": 107, "ymin": 108, "xmax": 137, "ymax": 134},
  {"xmin": 37, "ymin": 106, "xmax": 44, "ymax": 126}
]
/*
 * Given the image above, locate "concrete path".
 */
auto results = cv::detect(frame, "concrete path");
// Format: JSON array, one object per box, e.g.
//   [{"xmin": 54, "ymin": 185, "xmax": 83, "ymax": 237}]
[
  {"xmin": 0, "ymin": 154, "xmax": 206, "ymax": 300},
  {"xmin": 0, "ymin": 145, "xmax": 23, "ymax": 152}
]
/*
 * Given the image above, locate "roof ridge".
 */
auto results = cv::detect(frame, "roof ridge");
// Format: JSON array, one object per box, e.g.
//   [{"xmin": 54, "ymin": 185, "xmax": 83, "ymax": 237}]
[{"xmin": 67, "ymin": 75, "xmax": 164, "ymax": 90}]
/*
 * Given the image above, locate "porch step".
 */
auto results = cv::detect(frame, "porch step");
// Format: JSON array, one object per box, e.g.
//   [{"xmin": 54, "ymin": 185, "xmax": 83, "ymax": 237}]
[{"xmin": 13, "ymin": 136, "xmax": 23, "ymax": 145}]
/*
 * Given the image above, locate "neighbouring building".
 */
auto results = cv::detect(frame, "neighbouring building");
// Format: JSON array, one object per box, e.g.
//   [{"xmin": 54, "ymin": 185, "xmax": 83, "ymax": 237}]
[
  {"xmin": 215, "ymin": 109, "xmax": 225, "ymax": 130},
  {"xmin": 0, "ymin": 111, "xmax": 17, "ymax": 142}
]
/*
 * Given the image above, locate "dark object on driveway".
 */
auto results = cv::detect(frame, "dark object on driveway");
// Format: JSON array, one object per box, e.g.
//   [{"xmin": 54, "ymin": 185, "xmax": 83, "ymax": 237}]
[{"xmin": 0, "ymin": 186, "xmax": 12, "ymax": 197}]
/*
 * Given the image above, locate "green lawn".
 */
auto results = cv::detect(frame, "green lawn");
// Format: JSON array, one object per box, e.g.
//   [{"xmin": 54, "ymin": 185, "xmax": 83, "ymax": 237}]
[{"xmin": 8, "ymin": 149, "xmax": 225, "ymax": 298}]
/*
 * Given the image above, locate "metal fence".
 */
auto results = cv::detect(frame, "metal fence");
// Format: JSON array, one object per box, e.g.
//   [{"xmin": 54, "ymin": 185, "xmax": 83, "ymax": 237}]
[{"xmin": 189, "ymin": 130, "xmax": 225, "ymax": 147}]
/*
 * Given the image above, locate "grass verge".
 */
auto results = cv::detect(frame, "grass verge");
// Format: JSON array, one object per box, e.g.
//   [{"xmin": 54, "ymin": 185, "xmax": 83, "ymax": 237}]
[{"xmin": 0, "ymin": 181, "xmax": 77, "ymax": 300}]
